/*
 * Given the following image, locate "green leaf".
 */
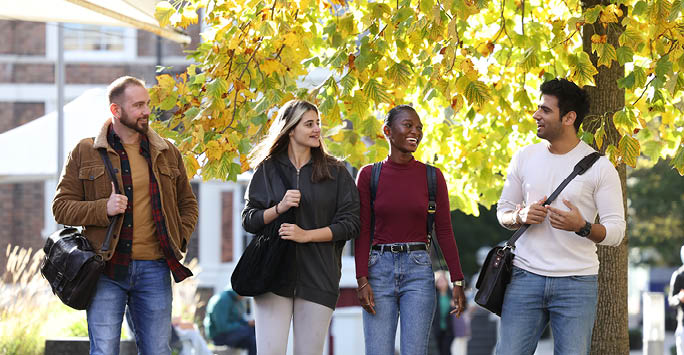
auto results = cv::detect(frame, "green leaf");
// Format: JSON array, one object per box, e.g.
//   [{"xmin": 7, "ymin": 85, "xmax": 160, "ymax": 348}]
[
  {"xmin": 513, "ymin": 89, "xmax": 533, "ymax": 110},
  {"xmin": 520, "ymin": 47, "xmax": 539, "ymax": 71},
  {"xmin": 159, "ymin": 93, "xmax": 178, "ymax": 110},
  {"xmin": 618, "ymin": 72, "xmax": 636, "ymax": 89},
  {"xmin": 568, "ymin": 52, "xmax": 598, "ymax": 87},
  {"xmin": 420, "ymin": 0, "xmax": 435, "ymax": 14},
  {"xmin": 619, "ymin": 28, "xmax": 643, "ymax": 50},
  {"xmin": 387, "ymin": 61, "xmax": 413, "ymax": 87},
  {"xmin": 671, "ymin": 144, "xmax": 684, "ymax": 175},
  {"xmin": 593, "ymin": 43, "xmax": 617, "ymax": 68},
  {"xmin": 339, "ymin": 14, "xmax": 355, "ymax": 37},
  {"xmin": 463, "ymin": 80, "xmax": 491, "ymax": 106},
  {"xmin": 207, "ymin": 78, "xmax": 228, "ymax": 101},
  {"xmin": 584, "ymin": 6, "xmax": 602, "ymax": 24},
  {"xmin": 238, "ymin": 138, "xmax": 251, "ymax": 154},
  {"xmin": 618, "ymin": 135, "xmax": 640, "ymax": 168},
  {"xmin": 340, "ymin": 73, "xmax": 357, "ymax": 95},
  {"xmin": 633, "ymin": 0, "xmax": 648, "ymax": 15},
  {"xmin": 184, "ymin": 106, "xmax": 200, "ymax": 120},
  {"xmin": 633, "ymin": 66, "xmax": 648, "ymax": 88},
  {"xmin": 669, "ymin": 0, "xmax": 684, "ymax": 20},
  {"xmin": 612, "ymin": 109, "xmax": 638, "ymax": 135},
  {"xmin": 655, "ymin": 55, "xmax": 673, "ymax": 78},
  {"xmin": 616, "ymin": 46, "xmax": 634, "ymax": 66},
  {"xmin": 229, "ymin": 162, "xmax": 242, "ymax": 181},
  {"xmin": 362, "ymin": 79, "xmax": 392, "ymax": 104},
  {"xmin": 259, "ymin": 21, "xmax": 275, "ymax": 37},
  {"xmin": 191, "ymin": 73, "xmax": 206, "ymax": 85},
  {"xmin": 643, "ymin": 140, "xmax": 664, "ymax": 160}
]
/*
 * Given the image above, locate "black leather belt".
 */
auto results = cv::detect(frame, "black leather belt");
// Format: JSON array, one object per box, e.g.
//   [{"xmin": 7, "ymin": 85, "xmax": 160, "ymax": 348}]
[{"xmin": 371, "ymin": 243, "xmax": 428, "ymax": 253}]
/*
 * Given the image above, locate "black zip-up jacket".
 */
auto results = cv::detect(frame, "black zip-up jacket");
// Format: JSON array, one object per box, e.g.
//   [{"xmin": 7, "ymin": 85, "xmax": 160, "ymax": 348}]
[{"xmin": 241, "ymin": 153, "xmax": 360, "ymax": 309}]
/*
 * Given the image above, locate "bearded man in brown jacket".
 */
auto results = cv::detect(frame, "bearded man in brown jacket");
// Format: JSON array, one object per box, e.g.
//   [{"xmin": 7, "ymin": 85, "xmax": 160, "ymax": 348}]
[{"xmin": 53, "ymin": 76, "xmax": 198, "ymax": 355}]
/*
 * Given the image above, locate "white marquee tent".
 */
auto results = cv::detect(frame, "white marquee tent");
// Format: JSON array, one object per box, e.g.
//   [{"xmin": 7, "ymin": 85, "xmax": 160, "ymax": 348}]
[
  {"xmin": 0, "ymin": 0, "xmax": 190, "ymax": 44},
  {"xmin": 0, "ymin": 88, "xmax": 110, "ymax": 183}
]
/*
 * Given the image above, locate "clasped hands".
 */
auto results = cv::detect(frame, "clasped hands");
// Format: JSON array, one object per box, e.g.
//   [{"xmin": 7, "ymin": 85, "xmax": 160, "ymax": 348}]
[
  {"xmin": 276, "ymin": 189, "xmax": 310, "ymax": 243},
  {"xmin": 516, "ymin": 196, "xmax": 585, "ymax": 232}
]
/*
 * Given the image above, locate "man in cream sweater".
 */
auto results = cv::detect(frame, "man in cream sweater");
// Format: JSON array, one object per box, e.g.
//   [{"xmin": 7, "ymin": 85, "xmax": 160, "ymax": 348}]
[{"xmin": 495, "ymin": 78, "xmax": 626, "ymax": 355}]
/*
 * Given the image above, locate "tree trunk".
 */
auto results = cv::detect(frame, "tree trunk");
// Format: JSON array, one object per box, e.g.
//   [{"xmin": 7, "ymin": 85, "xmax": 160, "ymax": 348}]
[{"xmin": 581, "ymin": 1, "xmax": 630, "ymax": 354}]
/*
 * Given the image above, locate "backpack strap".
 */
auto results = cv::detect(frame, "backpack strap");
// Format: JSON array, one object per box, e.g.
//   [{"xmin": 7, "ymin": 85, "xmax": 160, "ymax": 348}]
[
  {"xmin": 426, "ymin": 164, "xmax": 437, "ymax": 236},
  {"xmin": 369, "ymin": 162, "xmax": 383, "ymax": 246},
  {"xmin": 426, "ymin": 164, "xmax": 447, "ymax": 271}
]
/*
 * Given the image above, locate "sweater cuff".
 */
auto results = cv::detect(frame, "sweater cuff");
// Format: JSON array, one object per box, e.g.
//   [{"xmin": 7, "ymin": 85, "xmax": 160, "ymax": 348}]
[{"xmin": 329, "ymin": 224, "xmax": 346, "ymax": 242}]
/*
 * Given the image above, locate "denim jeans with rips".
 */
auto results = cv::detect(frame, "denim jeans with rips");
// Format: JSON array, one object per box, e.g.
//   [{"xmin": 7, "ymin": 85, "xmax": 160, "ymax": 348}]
[
  {"xmin": 87, "ymin": 259, "xmax": 173, "ymax": 355},
  {"xmin": 362, "ymin": 244, "xmax": 436, "ymax": 355},
  {"xmin": 495, "ymin": 266, "xmax": 598, "ymax": 355}
]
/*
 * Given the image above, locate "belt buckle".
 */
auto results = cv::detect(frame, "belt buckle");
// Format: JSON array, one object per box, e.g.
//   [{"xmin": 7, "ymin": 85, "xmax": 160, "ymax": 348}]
[{"xmin": 390, "ymin": 244, "xmax": 404, "ymax": 253}]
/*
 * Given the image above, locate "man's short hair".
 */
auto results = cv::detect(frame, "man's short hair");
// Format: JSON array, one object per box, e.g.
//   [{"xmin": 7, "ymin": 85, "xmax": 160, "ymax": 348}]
[
  {"xmin": 540, "ymin": 78, "xmax": 590, "ymax": 132},
  {"xmin": 107, "ymin": 76, "xmax": 146, "ymax": 105}
]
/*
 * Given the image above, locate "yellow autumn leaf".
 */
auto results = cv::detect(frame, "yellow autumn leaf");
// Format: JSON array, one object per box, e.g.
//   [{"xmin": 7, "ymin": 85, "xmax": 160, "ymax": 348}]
[
  {"xmin": 179, "ymin": 8, "xmax": 199, "ymax": 28},
  {"xmin": 154, "ymin": 1, "xmax": 175, "ymax": 27},
  {"xmin": 261, "ymin": 59, "xmax": 284, "ymax": 75}
]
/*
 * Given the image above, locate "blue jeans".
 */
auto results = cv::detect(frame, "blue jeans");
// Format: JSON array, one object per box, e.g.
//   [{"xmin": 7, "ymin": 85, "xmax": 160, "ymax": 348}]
[
  {"xmin": 213, "ymin": 326, "xmax": 257, "ymax": 355},
  {"xmin": 87, "ymin": 259, "xmax": 173, "ymax": 355},
  {"xmin": 363, "ymin": 244, "xmax": 436, "ymax": 355},
  {"xmin": 495, "ymin": 266, "xmax": 598, "ymax": 355}
]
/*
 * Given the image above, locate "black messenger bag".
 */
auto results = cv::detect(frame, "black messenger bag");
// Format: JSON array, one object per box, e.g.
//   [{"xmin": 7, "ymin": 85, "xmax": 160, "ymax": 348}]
[{"xmin": 41, "ymin": 148, "xmax": 121, "ymax": 310}]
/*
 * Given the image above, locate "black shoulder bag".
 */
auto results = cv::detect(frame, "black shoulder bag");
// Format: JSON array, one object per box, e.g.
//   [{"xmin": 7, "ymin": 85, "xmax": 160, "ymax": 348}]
[
  {"xmin": 41, "ymin": 148, "xmax": 121, "ymax": 310},
  {"xmin": 474, "ymin": 152, "xmax": 601, "ymax": 316},
  {"xmin": 370, "ymin": 162, "xmax": 447, "ymax": 268},
  {"xmin": 231, "ymin": 161, "xmax": 296, "ymax": 296}
]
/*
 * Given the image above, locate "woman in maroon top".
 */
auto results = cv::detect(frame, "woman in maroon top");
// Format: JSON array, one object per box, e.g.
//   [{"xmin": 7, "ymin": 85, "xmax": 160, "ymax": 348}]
[{"xmin": 354, "ymin": 105, "xmax": 466, "ymax": 355}]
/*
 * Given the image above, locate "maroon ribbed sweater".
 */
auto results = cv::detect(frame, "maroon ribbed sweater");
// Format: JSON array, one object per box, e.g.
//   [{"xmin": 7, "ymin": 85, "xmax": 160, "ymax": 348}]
[{"xmin": 354, "ymin": 157, "xmax": 464, "ymax": 281}]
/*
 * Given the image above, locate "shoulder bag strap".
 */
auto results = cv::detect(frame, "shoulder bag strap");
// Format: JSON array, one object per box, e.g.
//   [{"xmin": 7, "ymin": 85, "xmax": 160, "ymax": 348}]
[
  {"xmin": 506, "ymin": 152, "xmax": 602, "ymax": 248},
  {"xmin": 369, "ymin": 162, "xmax": 383, "ymax": 247},
  {"xmin": 97, "ymin": 147, "xmax": 122, "ymax": 253}
]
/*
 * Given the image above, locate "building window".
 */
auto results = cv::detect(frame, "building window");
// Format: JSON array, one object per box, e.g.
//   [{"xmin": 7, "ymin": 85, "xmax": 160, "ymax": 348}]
[
  {"xmin": 63, "ymin": 24, "xmax": 126, "ymax": 52},
  {"xmin": 47, "ymin": 22, "xmax": 137, "ymax": 61}
]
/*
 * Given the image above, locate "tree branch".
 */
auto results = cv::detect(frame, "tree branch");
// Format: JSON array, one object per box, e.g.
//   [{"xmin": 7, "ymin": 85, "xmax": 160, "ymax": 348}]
[{"xmin": 632, "ymin": 76, "xmax": 656, "ymax": 106}]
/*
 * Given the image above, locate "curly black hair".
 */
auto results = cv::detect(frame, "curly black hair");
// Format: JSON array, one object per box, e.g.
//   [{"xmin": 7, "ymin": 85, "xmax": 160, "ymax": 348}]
[{"xmin": 540, "ymin": 78, "xmax": 590, "ymax": 132}]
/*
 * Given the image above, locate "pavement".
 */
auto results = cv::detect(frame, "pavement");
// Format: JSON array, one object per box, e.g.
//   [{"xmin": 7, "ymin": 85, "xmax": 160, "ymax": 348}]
[{"xmin": 533, "ymin": 331, "xmax": 675, "ymax": 355}]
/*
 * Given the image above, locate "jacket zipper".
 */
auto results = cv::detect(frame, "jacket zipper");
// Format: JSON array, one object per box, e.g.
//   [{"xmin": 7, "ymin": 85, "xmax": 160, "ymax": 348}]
[{"xmin": 294, "ymin": 166, "xmax": 300, "ymax": 297}]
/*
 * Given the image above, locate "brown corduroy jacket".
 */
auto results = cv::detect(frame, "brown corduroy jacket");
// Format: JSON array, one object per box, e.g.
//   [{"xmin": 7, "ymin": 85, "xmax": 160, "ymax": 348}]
[{"xmin": 52, "ymin": 119, "xmax": 198, "ymax": 261}]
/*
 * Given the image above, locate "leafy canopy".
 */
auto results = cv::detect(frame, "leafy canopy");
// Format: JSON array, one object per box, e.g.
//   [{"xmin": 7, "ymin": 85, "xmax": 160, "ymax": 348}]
[{"xmin": 153, "ymin": 0, "xmax": 684, "ymax": 215}]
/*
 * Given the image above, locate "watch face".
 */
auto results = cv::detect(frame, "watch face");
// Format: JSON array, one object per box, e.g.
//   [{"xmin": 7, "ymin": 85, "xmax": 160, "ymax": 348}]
[{"xmin": 580, "ymin": 222, "xmax": 592, "ymax": 236}]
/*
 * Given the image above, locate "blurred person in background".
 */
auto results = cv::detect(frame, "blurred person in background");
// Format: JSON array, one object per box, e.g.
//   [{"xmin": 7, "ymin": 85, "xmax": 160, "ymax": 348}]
[{"xmin": 668, "ymin": 245, "xmax": 684, "ymax": 355}]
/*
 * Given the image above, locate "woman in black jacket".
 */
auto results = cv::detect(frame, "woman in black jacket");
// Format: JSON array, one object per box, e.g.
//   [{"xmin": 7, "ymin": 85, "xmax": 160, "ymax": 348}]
[{"xmin": 241, "ymin": 99, "xmax": 360, "ymax": 355}]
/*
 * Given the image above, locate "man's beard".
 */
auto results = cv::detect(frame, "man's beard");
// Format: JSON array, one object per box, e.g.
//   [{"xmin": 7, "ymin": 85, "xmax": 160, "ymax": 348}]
[{"xmin": 120, "ymin": 108, "xmax": 149, "ymax": 134}]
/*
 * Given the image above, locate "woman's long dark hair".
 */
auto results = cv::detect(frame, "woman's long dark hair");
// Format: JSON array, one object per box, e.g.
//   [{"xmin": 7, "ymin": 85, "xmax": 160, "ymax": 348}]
[{"xmin": 248, "ymin": 99, "xmax": 341, "ymax": 182}]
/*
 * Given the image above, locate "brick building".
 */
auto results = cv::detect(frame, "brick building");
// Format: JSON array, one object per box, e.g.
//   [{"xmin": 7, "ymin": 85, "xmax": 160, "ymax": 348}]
[{"xmin": 0, "ymin": 19, "xmax": 201, "ymax": 271}]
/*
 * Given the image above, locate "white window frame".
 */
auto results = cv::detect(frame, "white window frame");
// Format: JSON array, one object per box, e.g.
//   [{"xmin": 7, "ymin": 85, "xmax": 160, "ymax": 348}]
[{"xmin": 46, "ymin": 22, "xmax": 137, "ymax": 62}]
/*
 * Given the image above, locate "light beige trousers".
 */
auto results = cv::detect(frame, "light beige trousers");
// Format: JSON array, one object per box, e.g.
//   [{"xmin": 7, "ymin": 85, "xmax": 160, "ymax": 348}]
[{"xmin": 254, "ymin": 292, "xmax": 333, "ymax": 355}]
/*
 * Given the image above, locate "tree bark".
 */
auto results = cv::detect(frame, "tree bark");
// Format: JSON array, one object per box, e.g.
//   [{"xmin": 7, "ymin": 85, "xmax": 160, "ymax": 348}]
[{"xmin": 581, "ymin": 1, "xmax": 630, "ymax": 354}]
